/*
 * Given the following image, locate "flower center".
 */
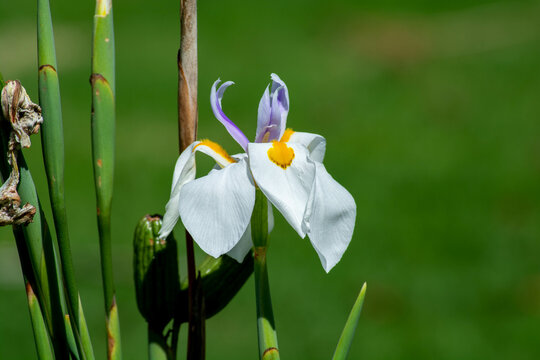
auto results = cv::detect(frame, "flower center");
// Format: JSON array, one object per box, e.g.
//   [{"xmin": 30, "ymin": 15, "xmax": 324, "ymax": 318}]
[{"xmin": 267, "ymin": 141, "xmax": 295, "ymax": 169}]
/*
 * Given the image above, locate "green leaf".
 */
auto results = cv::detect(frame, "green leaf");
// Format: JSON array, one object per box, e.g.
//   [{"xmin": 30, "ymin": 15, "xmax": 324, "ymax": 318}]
[
  {"xmin": 26, "ymin": 281, "xmax": 54, "ymax": 360},
  {"xmin": 332, "ymin": 283, "xmax": 367, "ymax": 360}
]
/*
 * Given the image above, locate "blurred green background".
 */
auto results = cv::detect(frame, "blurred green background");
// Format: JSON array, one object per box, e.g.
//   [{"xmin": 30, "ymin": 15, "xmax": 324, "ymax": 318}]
[{"xmin": 1, "ymin": 0, "xmax": 540, "ymax": 358}]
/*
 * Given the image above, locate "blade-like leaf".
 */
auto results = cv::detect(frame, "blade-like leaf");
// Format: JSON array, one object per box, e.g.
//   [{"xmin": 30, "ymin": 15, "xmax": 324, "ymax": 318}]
[{"xmin": 332, "ymin": 283, "xmax": 367, "ymax": 360}]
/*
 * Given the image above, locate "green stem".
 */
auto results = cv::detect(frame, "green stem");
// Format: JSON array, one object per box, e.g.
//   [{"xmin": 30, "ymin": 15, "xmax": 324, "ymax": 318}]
[
  {"xmin": 11, "ymin": 215, "xmax": 54, "ymax": 360},
  {"xmin": 12, "ymin": 152, "xmax": 70, "ymax": 359},
  {"xmin": 91, "ymin": 1, "xmax": 121, "ymax": 358},
  {"xmin": 252, "ymin": 191, "xmax": 280, "ymax": 360},
  {"xmin": 37, "ymin": 1, "xmax": 94, "ymax": 358}
]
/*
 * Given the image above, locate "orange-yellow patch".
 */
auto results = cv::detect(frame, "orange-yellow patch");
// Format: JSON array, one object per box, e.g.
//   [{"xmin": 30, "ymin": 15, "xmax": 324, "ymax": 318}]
[
  {"xmin": 194, "ymin": 139, "xmax": 236, "ymax": 164},
  {"xmin": 267, "ymin": 141, "xmax": 295, "ymax": 169},
  {"xmin": 280, "ymin": 128, "xmax": 294, "ymax": 142}
]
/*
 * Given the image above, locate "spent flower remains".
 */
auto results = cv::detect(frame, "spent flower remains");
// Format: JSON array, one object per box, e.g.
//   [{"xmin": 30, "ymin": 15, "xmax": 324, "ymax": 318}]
[{"xmin": 160, "ymin": 74, "xmax": 356, "ymax": 272}]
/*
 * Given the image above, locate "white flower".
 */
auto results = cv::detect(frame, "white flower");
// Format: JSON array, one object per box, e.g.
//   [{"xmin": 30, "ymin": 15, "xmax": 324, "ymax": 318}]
[{"xmin": 160, "ymin": 74, "xmax": 356, "ymax": 272}]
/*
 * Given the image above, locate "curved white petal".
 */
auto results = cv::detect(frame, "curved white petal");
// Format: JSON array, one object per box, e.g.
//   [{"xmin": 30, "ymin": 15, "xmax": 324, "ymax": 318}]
[
  {"xmin": 160, "ymin": 141, "xmax": 237, "ymax": 239},
  {"xmin": 179, "ymin": 158, "xmax": 256, "ymax": 258},
  {"xmin": 248, "ymin": 142, "xmax": 315, "ymax": 237},
  {"xmin": 303, "ymin": 162, "xmax": 356, "ymax": 272},
  {"xmin": 227, "ymin": 202, "xmax": 274, "ymax": 262},
  {"xmin": 160, "ymin": 142, "xmax": 198, "ymax": 239},
  {"xmin": 194, "ymin": 140, "xmax": 236, "ymax": 168},
  {"xmin": 287, "ymin": 131, "xmax": 326, "ymax": 163}
]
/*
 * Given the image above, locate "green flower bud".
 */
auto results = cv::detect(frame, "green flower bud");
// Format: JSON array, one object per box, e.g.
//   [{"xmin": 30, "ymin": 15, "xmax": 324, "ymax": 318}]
[{"xmin": 133, "ymin": 214, "xmax": 180, "ymax": 330}]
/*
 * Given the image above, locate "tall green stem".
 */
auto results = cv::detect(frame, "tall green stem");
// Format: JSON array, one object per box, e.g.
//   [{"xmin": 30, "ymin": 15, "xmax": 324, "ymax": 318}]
[
  {"xmin": 91, "ymin": 1, "xmax": 121, "ymax": 358},
  {"xmin": 252, "ymin": 191, "xmax": 280, "ymax": 360},
  {"xmin": 37, "ymin": 1, "xmax": 94, "ymax": 358}
]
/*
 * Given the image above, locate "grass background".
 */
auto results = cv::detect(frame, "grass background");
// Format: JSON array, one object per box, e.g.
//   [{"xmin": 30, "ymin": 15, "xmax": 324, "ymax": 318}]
[{"xmin": 1, "ymin": 0, "xmax": 540, "ymax": 358}]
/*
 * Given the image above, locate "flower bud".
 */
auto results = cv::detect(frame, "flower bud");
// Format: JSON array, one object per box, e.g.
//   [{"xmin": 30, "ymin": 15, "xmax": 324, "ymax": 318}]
[{"xmin": 133, "ymin": 214, "xmax": 180, "ymax": 330}]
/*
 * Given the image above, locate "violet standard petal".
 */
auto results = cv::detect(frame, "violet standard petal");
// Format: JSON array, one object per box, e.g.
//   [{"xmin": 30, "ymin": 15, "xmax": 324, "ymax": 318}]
[
  {"xmin": 255, "ymin": 85, "xmax": 272, "ymax": 142},
  {"xmin": 210, "ymin": 79, "xmax": 250, "ymax": 150},
  {"xmin": 269, "ymin": 73, "xmax": 289, "ymax": 140}
]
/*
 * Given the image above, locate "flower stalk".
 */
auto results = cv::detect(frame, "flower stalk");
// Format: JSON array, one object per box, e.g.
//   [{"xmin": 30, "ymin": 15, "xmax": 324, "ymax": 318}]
[
  {"xmin": 177, "ymin": 0, "xmax": 203, "ymax": 358},
  {"xmin": 91, "ymin": 0, "xmax": 122, "ymax": 358},
  {"xmin": 252, "ymin": 190, "xmax": 280, "ymax": 360},
  {"xmin": 38, "ymin": 0, "xmax": 94, "ymax": 358}
]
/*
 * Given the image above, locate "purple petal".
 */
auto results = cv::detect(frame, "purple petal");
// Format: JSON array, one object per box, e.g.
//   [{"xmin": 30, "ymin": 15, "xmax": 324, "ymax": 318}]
[
  {"xmin": 269, "ymin": 74, "xmax": 289, "ymax": 139},
  {"xmin": 255, "ymin": 85, "xmax": 271, "ymax": 142},
  {"xmin": 210, "ymin": 79, "xmax": 250, "ymax": 150},
  {"xmin": 255, "ymin": 74, "xmax": 290, "ymax": 142},
  {"xmin": 271, "ymin": 74, "xmax": 289, "ymax": 113}
]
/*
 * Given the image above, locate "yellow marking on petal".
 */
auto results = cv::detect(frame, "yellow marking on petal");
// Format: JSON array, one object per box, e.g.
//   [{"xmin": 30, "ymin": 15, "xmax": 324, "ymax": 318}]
[
  {"xmin": 194, "ymin": 139, "xmax": 236, "ymax": 164},
  {"xmin": 267, "ymin": 141, "xmax": 295, "ymax": 169},
  {"xmin": 280, "ymin": 128, "xmax": 294, "ymax": 142}
]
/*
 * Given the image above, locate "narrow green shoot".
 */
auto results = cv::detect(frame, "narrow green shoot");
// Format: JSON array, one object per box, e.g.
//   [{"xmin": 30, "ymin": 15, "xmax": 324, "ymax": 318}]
[
  {"xmin": 26, "ymin": 280, "xmax": 55, "ymax": 360},
  {"xmin": 91, "ymin": 0, "xmax": 122, "ymax": 358},
  {"xmin": 63, "ymin": 315, "xmax": 80, "ymax": 360},
  {"xmin": 37, "ymin": 1, "xmax": 94, "ymax": 358},
  {"xmin": 252, "ymin": 191, "xmax": 280, "ymax": 360},
  {"xmin": 332, "ymin": 283, "xmax": 367, "ymax": 360}
]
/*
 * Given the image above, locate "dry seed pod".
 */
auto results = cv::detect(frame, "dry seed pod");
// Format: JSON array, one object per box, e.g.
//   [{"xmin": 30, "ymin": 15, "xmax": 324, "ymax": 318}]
[
  {"xmin": 1, "ymin": 80, "xmax": 43, "ymax": 149},
  {"xmin": 0, "ymin": 80, "xmax": 40, "ymax": 226}
]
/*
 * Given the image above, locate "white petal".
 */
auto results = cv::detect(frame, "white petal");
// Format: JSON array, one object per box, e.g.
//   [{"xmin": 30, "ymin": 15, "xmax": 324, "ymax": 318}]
[
  {"xmin": 288, "ymin": 131, "xmax": 326, "ymax": 163},
  {"xmin": 160, "ymin": 142, "xmax": 198, "ymax": 239},
  {"xmin": 194, "ymin": 140, "xmax": 236, "ymax": 168},
  {"xmin": 179, "ymin": 158, "xmax": 256, "ymax": 258},
  {"xmin": 227, "ymin": 202, "xmax": 274, "ymax": 262},
  {"xmin": 248, "ymin": 142, "xmax": 315, "ymax": 237},
  {"xmin": 303, "ymin": 162, "xmax": 356, "ymax": 272},
  {"xmin": 160, "ymin": 141, "xmax": 238, "ymax": 239}
]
